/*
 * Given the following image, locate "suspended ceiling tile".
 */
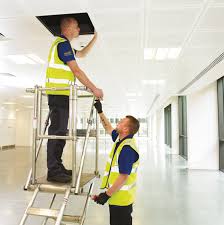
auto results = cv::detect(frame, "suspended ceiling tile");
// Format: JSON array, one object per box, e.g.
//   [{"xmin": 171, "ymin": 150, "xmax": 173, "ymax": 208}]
[
  {"xmin": 198, "ymin": 6, "xmax": 224, "ymax": 30},
  {"xmin": 91, "ymin": 11, "xmax": 141, "ymax": 33},
  {"xmin": 87, "ymin": 0, "xmax": 142, "ymax": 10},
  {"xmin": 0, "ymin": 1, "xmax": 25, "ymax": 18},
  {"xmin": 149, "ymin": 31, "xmax": 187, "ymax": 47},
  {"xmin": 20, "ymin": 0, "xmax": 85, "ymax": 16},
  {"xmin": 149, "ymin": 8, "xmax": 199, "ymax": 32},
  {"xmin": 188, "ymin": 31, "xmax": 224, "ymax": 48},
  {"xmin": 0, "ymin": 17, "xmax": 52, "ymax": 40},
  {"xmin": 152, "ymin": 0, "xmax": 204, "ymax": 7}
]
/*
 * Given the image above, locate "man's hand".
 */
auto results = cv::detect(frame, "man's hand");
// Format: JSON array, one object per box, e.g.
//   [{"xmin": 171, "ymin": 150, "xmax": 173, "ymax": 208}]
[
  {"xmin": 94, "ymin": 99, "xmax": 103, "ymax": 113},
  {"xmin": 92, "ymin": 192, "xmax": 110, "ymax": 205},
  {"xmin": 93, "ymin": 31, "xmax": 98, "ymax": 39},
  {"xmin": 92, "ymin": 88, "xmax": 103, "ymax": 100}
]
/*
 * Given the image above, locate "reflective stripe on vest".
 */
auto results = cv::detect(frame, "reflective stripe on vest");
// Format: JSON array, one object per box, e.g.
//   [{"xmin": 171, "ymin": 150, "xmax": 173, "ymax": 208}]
[
  {"xmin": 101, "ymin": 138, "xmax": 139, "ymax": 206},
  {"xmin": 109, "ymin": 182, "xmax": 137, "ymax": 191},
  {"xmin": 46, "ymin": 78, "xmax": 74, "ymax": 85}
]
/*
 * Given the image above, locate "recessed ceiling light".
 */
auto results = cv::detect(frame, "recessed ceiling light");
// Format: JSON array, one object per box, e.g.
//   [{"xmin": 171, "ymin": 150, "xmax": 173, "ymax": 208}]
[
  {"xmin": 144, "ymin": 48, "xmax": 156, "ymax": 60},
  {"xmin": 7, "ymin": 55, "xmax": 36, "ymax": 65},
  {"xmin": 27, "ymin": 54, "xmax": 45, "ymax": 64},
  {"xmin": 128, "ymin": 99, "xmax": 136, "ymax": 102},
  {"xmin": 155, "ymin": 48, "xmax": 169, "ymax": 60},
  {"xmin": 167, "ymin": 48, "xmax": 181, "ymax": 59}
]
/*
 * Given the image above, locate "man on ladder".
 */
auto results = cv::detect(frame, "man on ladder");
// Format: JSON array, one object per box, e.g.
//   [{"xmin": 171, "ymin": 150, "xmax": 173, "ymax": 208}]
[
  {"xmin": 93, "ymin": 100, "xmax": 140, "ymax": 225},
  {"xmin": 45, "ymin": 17, "xmax": 103, "ymax": 183}
]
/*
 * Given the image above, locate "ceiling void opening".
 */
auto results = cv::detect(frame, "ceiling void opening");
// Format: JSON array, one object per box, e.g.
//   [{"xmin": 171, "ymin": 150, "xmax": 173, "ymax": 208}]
[{"xmin": 36, "ymin": 13, "xmax": 94, "ymax": 36}]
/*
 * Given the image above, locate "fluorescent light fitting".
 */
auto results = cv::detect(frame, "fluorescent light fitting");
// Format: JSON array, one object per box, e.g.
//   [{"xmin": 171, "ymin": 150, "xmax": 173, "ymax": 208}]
[
  {"xmin": 128, "ymin": 99, "xmax": 136, "ymax": 102},
  {"xmin": 155, "ymin": 48, "xmax": 169, "ymax": 60},
  {"xmin": 7, "ymin": 55, "xmax": 36, "ymax": 65},
  {"xmin": 167, "ymin": 48, "xmax": 181, "ymax": 59},
  {"xmin": 3, "ymin": 102, "xmax": 16, "ymax": 105},
  {"xmin": 144, "ymin": 48, "xmax": 156, "ymax": 60},
  {"xmin": 126, "ymin": 93, "xmax": 137, "ymax": 97},
  {"xmin": 27, "ymin": 54, "xmax": 45, "ymax": 64}
]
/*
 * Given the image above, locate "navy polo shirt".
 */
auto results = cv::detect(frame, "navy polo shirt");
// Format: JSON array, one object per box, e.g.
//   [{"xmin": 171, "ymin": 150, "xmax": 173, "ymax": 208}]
[
  {"xmin": 57, "ymin": 35, "xmax": 76, "ymax": 63},
  {"xmin": 111, "ymin": 130, "xmax": 139, "ymax": 175}
]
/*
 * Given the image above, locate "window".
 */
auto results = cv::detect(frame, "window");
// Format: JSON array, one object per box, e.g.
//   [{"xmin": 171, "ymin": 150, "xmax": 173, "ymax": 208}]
[
  {"xmin": 178, "ymin": 96, "xmax": 188, "ymax": 159},
  {"xmin": 164, "ymin": 105, "xmax": 172, "ymax": 147},
  {"xmin": 217, "ymin": 77, "xmax": 224, "ymax": 172}
]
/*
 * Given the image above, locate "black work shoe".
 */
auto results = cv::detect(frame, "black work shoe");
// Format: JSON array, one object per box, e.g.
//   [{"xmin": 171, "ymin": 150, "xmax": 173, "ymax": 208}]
[
  {"xmin": 47, "ymin": 173, "xmax": 71, "ymax": 183},
  {"xmin": 64, "ymin": 169, "xmax": 72, "ymax": 176},
  {"xmin": 60, "ymin": 165, "xmax": 72, "ymax": 176}
]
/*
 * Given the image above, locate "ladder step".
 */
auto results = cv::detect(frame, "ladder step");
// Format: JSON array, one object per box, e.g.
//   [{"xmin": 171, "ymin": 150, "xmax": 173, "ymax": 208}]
[
  {"xmin": 27, "ymin": 207, "xmax": 81, "ymax": 223},
  {"xmin": 77, "ymin": 129, "xmax": 96, "ymax": 137},
  {"xmin": 28, "ymin": 173, "xmax": 96, "ymax": 193}
]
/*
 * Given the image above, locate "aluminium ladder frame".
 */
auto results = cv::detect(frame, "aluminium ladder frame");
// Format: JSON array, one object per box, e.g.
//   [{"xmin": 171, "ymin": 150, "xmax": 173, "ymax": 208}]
[{"xmin": 19, "ymin": 85, "xmax": 100, "ymax": 225}]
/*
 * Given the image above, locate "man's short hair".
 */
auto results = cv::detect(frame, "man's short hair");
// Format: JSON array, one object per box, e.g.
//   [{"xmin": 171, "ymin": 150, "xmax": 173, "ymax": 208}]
[
  {"xmin": 60, "ymin": 17, "xmax": 77, "ymax": 32},
  {"xmin": 126, "ymin": 115, "xmax": 140, "ymax": 135}
]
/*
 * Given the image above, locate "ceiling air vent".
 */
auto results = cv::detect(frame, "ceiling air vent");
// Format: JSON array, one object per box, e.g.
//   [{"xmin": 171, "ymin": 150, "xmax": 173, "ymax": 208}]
[
  {"xmin": 36, "ymin": 13, "xmax": 94, "ymax": 36},
  {"xmin": 0, "ymin": 33, "xmax": 5, "ymax": 40}
]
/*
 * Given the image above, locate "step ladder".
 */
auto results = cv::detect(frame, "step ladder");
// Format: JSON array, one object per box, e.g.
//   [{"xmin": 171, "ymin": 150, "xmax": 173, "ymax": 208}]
[{"xmin": 19, "ymin": 85, "xmax": 100, "ymax": 225}]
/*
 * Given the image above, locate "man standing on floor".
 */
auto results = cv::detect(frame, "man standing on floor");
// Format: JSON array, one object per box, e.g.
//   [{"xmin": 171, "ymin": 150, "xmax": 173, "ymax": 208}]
[
  {"xmin": 92, "ymin": 100, "xmax": 140, "ymax": 225},
  {"xmin": 46, "ymin": 17, "xmax": 103, "ymax": 183}
]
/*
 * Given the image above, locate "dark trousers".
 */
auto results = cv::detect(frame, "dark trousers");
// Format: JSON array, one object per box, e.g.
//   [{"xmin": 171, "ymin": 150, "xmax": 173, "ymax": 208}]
[
  {"xmin": 47, "ymin": 95, "xmax": 69, "ymax": 174},
  {"xmin": 109, "ymin": 204, "xmax": 133, "ymax": 225}
]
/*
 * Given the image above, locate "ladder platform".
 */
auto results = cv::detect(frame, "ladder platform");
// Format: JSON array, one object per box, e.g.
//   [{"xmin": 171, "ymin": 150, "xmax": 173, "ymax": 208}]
[
  {"xmin": 28, "ymin": 173, "xmax": 96, "ymax": 194},
  {"xmin": 27, "ymin": 207, "xmax": 81, "ymax": 223}
]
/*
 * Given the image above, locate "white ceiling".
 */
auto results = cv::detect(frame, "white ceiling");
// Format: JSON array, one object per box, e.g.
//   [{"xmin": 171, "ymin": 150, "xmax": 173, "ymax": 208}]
[{"xmin": 0, "ymin": 0, "xmax": 224, "ymax": 117}]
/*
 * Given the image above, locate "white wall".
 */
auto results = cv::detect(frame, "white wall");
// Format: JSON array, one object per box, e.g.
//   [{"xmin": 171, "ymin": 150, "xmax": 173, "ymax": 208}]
[
  {"xmin": 16, "ymin": 109, "xmax": 33, "ymax": 147},
  {"xmin": 0, "ymin": 107, "xmax": 16, "ymax": 147},
  {"xmin": 187, "ymin": 81, "xmax": 219, "ymax": 170},
  {"xmin": 148, "ymin": 107, "xmax": 164, "ymax": 152}
]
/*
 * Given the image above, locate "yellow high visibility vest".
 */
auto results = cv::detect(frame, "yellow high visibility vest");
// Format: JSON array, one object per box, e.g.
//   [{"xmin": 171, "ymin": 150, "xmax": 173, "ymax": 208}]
[
  {"xmin": 45, "ymin": 37, "xmax": 75, "ymax": 96},
  {"xmin": 101, "ymin": 138, "xmax": 139, "ymax": 206}
]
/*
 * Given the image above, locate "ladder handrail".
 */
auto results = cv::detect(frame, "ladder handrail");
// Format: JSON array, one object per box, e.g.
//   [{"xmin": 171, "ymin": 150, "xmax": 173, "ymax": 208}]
[
  {"xmin": 55, "ymin": 187, "xmax": 71, "ymax": 225},
  {"xmin": 75, "ymin": 97, "xmax": 96, "ymax": 193},
  {"xmin": 24, "ymin": 110, "xmax": 51, "ymax": 190}
]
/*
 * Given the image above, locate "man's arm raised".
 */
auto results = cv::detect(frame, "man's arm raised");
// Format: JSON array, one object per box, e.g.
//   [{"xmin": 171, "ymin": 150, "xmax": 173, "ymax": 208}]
[{"xmin": 94, "ymin": 100, "xmax": 114, "ymax": 135}]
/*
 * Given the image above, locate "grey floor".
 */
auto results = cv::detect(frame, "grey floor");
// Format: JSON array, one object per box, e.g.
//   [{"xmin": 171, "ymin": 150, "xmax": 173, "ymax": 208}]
[{"xmin": 0, "ymin": 138, "xmax": 224, "ymax": 225}]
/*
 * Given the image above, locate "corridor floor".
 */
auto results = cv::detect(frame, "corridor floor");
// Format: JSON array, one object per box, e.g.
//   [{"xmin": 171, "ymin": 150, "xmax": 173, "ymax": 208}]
[{"xmin": 0, "ymin": 138, "xmax": 224, "ymax": 225}]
